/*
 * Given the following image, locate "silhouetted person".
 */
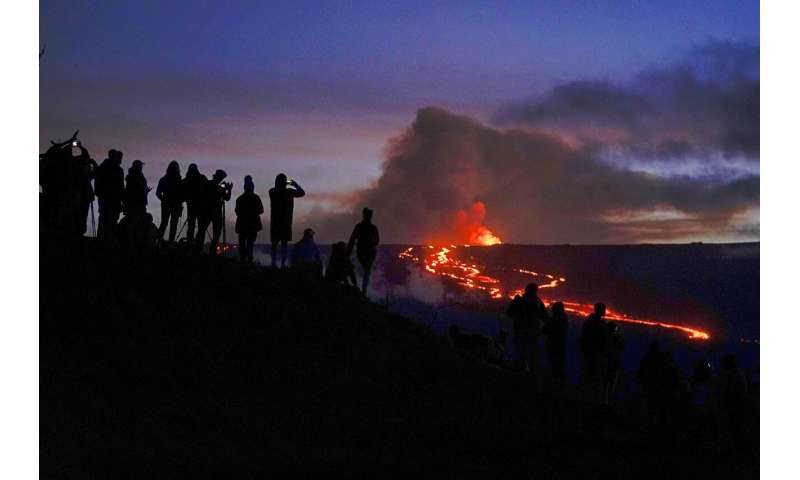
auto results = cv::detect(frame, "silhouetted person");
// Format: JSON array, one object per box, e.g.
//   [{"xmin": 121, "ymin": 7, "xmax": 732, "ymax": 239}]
[
  {"xmin": 637, "ymin": 340, "xmax": 663, "ymax": 411},
  {"xmin": 506, "ymin": 283, "xmax": 548, "ymax": 378},
  {"xmin": 691, "ymin": 357, "xmax": 714, "ymax": 408},
  {"xmin": 42, "ymin": 137, "xmax": 96, "ymax": 235},
  {"xmin": 290, "ymin": 228, "xmax": 322, "ymax": 275},
  {"xmin": 235, "ymin": 175, "xmax": 264, "ymax": 262},
  {"xmin": 94, "ymin": 149, "xmax": 125, "ymax": 240},
  {"xmin": 155, "ymin": 161, "xmax": 184, "ymax": 243},
  {"xmin": 449, "ymin": 325, "xmax": 508, "ymax": 367},
  {"xmin": 347, "ymin": 207, "xmax": 380, "ymax": 295},
  {"xmin": 543, "ymin": 301, "xmax": 568, "ymax": 385},
  {"xmin": 139, "ymin": 213, "xmax": 159, "ymax": 251},
  {"xmin": 637, "ymin": 341, "xmax": 689, "ymax": 428},
  {"xmin": 116, "ymin": 211, "xmax": 158, "ymax": 253},
  {"xmin": 714, "ymin": 353, "xmax": 748, "ymax": 452},
  {"xmin": 182, "ymin": 163, "xmax": 206, "ymax": 245},
  {"xmin": 580, "ymin": 302, "xmax": 608, "ymax": 402},
  {"xmin": 123, "ymin": 160, "xmax": 150, "ymax": 218},
  {"xmin": 326, "ymin": 241, "xmax": 357, "ymax": 286},
  {"xmin": 604, "ymin": 321, "xmax": 624, "ymax": 405},
  {"xmin": 269, "ymin": 174, "xmax": 305, "ymax": 268},
  {"xmin": 40, "ymin": 134, "xmax": 76, "ymax": 227},
  {"xmin": 74, "ymin": 142, "xmax": 97, "ymax": 235},
  {"xmin": 194, "ymin": 169, "xmax": 232, "ymax": 255}
]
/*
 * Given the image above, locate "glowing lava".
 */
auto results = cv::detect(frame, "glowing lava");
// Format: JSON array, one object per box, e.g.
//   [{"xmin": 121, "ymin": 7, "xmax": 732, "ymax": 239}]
[
  {"xmin": 398, "ymin": 245, "xmax": 711, "ymax": 340},
  {"xmin": 471, "ymin": 226, "xmax": 502, "ymax": 246}
]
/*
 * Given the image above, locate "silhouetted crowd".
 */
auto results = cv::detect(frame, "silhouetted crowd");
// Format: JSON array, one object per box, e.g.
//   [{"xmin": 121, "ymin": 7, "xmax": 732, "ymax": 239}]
[
  {"xmin": 39, "ymin": 134, "xmax": 380, "ymax": 294},
  {"xmin": 450, "ymin": 281, "xmax": 753, "ymax": 450}
]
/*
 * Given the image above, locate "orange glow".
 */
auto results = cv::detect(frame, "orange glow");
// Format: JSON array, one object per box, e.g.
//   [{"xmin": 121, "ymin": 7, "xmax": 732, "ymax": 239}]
[
  {"xmin": 451, "ymin": 201, "xmax": 503, "ymax": 246},
  {"xmin": 471, "ymin": 226, "xmax": 502, "ymax": 246},
  {"xmin": 398, "ymin": 245, "xmax": 711, "ymax": 340},
  {"xmin": 216, "ymin": 243, "xmax": 236, "ymax": 255}
]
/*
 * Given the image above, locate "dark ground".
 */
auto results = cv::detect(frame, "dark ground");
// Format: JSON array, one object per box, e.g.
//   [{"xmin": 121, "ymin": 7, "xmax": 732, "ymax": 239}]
[{"xmin": 40, "ymin": 234, "xmax": 758, "ymax": 477}]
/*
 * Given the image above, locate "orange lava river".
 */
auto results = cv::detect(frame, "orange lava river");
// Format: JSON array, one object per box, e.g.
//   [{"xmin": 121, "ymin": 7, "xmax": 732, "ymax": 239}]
[{"xmin": 398, "ymin": 245, "xmax": 711, "ymax": 340}]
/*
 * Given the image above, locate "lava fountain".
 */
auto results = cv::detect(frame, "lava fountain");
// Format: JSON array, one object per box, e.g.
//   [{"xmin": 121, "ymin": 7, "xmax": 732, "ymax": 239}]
[{"xmin": 398, "ymin": 245, "xmax": 711, "ymax": 340}]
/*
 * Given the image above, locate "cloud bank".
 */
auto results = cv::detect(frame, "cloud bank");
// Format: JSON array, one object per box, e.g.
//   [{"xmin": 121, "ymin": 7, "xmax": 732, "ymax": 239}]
[{"xmin": 493, "ymin": 40, "xmax": 759, "ymax": 170}]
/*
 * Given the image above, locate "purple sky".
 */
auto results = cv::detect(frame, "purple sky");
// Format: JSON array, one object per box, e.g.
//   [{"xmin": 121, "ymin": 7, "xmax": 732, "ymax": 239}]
[{"xmin": 40, "ymin": 1, "xmax": 759, "ymax": 243}]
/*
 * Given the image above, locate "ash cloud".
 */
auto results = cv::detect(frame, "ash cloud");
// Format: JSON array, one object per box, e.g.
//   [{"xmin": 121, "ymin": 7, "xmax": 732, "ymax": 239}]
[
  {"xmin": 309, "ymin": 107, "xmax": 758, "ymax": 244},
  {"xmin": 493, "ymin": 40, "xmax": 759, "ymax": 163}
]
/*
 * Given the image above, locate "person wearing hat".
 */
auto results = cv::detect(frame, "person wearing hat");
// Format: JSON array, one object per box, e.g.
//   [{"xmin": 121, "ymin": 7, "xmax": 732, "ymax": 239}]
[
  {"xmin": 194, "ymin": 169, "xmax": 232, "ymax": 255},
  {"xmin": 123, "ymin": 159, "xmax": 150, "ymax": 218},
  {"xmin": 94, "ymin": 149, "xmax": 125, "ymax": 240},
  {"xmin": 234, "ymin": 175, "xmax": 264, "ymax": 262}
]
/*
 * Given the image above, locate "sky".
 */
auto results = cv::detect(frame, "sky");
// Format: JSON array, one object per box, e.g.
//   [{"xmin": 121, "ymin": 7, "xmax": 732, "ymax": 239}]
[{"xmin": 40, "ymin": 0, "xmax": 760, "ymax": 244}]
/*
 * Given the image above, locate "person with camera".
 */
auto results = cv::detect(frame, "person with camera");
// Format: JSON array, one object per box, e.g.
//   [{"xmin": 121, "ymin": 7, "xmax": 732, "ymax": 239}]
[
  {"xmin": 194, "ymin": 169, "xmax": 232, "ymax": 255},
  {"xmin": 268, "ymin": 173, "xmax": 305, "ymax": 268}
]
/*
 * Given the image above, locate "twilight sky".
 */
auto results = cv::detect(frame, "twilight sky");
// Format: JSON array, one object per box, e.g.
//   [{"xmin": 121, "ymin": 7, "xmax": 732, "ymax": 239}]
[{"xmin": 40, "ymin": 0, "xmax": 759, "ymax": 244}]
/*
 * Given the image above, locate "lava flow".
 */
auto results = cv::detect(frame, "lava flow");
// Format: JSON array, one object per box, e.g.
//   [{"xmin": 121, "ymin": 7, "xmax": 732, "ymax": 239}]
[{"xmin": 398, "ymin": 245, "xmax": 711, "ymax": 340}]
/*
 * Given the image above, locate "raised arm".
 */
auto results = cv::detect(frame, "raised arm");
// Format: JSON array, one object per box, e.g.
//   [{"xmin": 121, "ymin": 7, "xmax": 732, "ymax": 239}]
[{"xmin": 289, "ymin": 180, "xmax": 305, "ymax": 198}]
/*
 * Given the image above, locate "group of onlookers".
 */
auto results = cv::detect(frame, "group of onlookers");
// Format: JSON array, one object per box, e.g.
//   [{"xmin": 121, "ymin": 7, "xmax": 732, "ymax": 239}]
[{"xmin": 40, "ymin": 138, "xmax": 381, "ymax": 294}]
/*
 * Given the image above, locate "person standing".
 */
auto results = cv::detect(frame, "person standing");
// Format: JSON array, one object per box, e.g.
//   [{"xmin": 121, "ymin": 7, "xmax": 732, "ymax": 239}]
[
  {"xmin": 94, "ymin": 149, "xmax": 125, "ymax": 240},
  {"xmin": 194, "ymin": 169, "xmax": 232, "ymax": 255},
  {"xmin": 506, "ymin": 283, "xmax": 548, "ymax": 380},
  {"xmin": 234, "ymin": 175, "xmax": 264, "ymax": 262},
  {"xmin": 580, "ymin": 302, "xmax": 609, "ymax": 402},
  {"xmin": 604, "ymin": 321, "xmax": 624, "ymax": 404},
  {"xmin": 182, "ymin": 163, "xmax": 206, "ymax": 245},
  {"xmin": 74, "ymin": 142, "xmax": 97, "ymax": 235},
  {"xmin": 123, "ymin": 160, "xmax": 150, "ymax": 218},
  {"xmin": 347, "ymin": 208, "xmax": 380, "ymax": 294},
  {"xmin": 155, "ymin": 161, "xmax": 184, "ymax": 243},
  {"xmin": 543, "ymin": 301, "xmax": 569, "ymax": 385},
  {"xmin": 268, "ymin": 173, "xmax": 305, "ymax": 268}
]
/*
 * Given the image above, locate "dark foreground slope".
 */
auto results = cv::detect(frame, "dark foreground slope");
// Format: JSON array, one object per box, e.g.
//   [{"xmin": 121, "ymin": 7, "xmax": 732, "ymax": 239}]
[{"xmin": 41, "ymin": 235, "xmax": 757, "ymax": 476}]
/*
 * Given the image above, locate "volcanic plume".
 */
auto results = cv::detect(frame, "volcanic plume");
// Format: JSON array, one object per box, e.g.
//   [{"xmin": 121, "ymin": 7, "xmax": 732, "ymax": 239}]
[{"xmin": 308, "ymin": 106, "xmax": 757, "ymax": 244}]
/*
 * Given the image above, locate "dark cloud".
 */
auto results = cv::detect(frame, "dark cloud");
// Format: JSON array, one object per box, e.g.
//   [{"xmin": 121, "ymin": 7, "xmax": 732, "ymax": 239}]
[
  {"xmin": 493, "ymin": 40, "xmax": 759, "ymax": 161},
  {"xmin": 308, "ymin": 107, "xmax": 758, "ymax": 244}
]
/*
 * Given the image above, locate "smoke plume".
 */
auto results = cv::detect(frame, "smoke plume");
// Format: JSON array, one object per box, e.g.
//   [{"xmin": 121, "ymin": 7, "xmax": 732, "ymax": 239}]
[{"xmin": 309, "ymin": 105, "xmax": 758, "ymax": 244}]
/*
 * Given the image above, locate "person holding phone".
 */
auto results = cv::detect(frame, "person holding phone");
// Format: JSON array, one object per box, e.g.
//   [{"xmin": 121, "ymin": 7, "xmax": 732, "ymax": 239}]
[{"xmin": 268, "ymin": 173, "xmax": 305, "ymax": 268}]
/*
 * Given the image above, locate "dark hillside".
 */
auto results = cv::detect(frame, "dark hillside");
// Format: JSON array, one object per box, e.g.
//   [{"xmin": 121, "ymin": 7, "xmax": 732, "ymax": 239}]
[{"xmin": 40, "ymin": 235, "xmax": 757, "ymax": 476}]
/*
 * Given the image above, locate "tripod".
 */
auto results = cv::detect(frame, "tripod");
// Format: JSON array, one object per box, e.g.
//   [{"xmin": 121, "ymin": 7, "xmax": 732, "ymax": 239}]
[{"xmin": 89, "ymin": 199, "xmax": 96, "ymax": 237}]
